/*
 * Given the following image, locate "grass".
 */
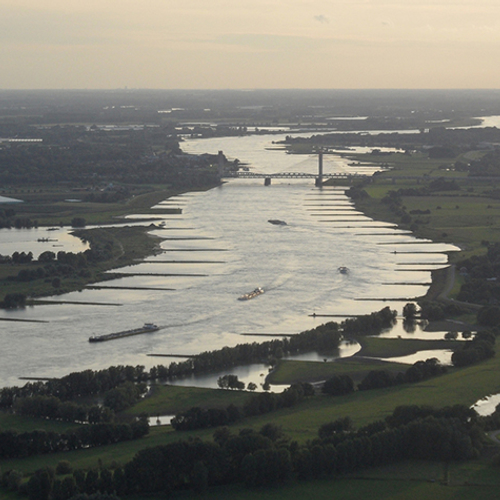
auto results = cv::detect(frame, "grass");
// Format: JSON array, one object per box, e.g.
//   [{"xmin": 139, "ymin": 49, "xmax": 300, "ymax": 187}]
[
  {"xmin": 0, "ymin": 411, "xmax": 77, "ymax": 433},
  {"xmin": 268, "ymin": 337, "xmax": 459, "ymax": 385},
  {"xmin": 356, "ymin": 337, "xmax": 459, "ymax": 358},
  {"xmin": 126, "ymin": 385, "xmax": 254, "ymax": 417},
  {"xmin": 268, "ymin": 358, "xmax": 409, "ymax": 385}
]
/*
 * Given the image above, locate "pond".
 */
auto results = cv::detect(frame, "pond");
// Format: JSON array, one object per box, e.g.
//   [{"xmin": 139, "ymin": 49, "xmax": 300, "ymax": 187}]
[{"xmin": 472, "ymin": 394, "xmax": 500, "ymax": 417}]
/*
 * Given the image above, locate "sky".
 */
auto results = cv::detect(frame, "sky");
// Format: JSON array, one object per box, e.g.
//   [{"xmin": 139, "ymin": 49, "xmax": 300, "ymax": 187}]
[{"xmin": 1, "ymin": 0, "xmax": 500, "ymax": 89}]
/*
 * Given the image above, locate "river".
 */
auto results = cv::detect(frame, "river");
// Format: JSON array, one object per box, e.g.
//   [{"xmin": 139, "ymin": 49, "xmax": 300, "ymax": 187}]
[{"xmin": 0, "ymin": 132, "xmax": 459, "ymax": 389}]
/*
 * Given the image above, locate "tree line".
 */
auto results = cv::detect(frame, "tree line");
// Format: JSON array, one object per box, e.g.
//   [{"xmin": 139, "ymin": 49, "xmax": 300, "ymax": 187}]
[{"xmin": 0, "ymin": 418, "xmax": 149, "ymax": 460}]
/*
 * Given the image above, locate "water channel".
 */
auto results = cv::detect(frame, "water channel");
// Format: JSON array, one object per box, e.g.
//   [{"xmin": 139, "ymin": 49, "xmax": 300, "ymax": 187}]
[{"xmin": 0, "ymin": 132, "xmax": 460, "ymax": 389}]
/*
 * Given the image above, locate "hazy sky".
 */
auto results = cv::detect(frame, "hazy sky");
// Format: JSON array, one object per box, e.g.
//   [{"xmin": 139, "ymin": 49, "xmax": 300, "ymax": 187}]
[{"xmin": 2, "ymin": 0, "xmax": 500, "ymax": 89}]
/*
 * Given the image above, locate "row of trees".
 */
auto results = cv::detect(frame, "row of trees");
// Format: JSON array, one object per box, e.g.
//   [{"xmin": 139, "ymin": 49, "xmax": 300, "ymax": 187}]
[
  {"xmin": 340, "ymin": 306, "xmax": 397, "ymax": 335},
  {"xmin": 0, "ymin": 418, "xmax": 149, "ymax": 459},
  {"xmin": 13, "ymin": 395, "xmax": 113, "ymax": 424},
  {"xmin": 0, "ymin": 217, "xmax": 37, "ymax": 230}
]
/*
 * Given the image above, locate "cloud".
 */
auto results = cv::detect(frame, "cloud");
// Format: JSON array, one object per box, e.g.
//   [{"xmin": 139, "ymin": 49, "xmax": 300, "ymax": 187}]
[{"xmin": 314, "ymin": 15, "xmax": 329, "ymax": 24}]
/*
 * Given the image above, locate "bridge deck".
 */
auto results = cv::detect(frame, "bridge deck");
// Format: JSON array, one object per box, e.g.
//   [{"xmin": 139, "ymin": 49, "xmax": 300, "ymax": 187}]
[{"xmin": 222, "ymin": 172, "xmax": 366, "ymax": 179}]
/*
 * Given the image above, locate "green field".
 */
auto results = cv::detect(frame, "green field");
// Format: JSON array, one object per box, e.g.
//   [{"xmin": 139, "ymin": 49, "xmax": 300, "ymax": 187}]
[{"xmin": 126, "ymin": 384, "xmax": 254, "ymax": 417}]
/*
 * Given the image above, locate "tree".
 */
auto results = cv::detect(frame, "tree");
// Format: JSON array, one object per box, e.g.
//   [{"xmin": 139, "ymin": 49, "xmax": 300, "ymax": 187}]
[
  {"xmin": 2, "ymin": 293, "xmax": 26, "ymax": 309},
  {"xmin": 71, "ymin": 217, "xmax": 86, "ymax": 228},
  {"xmin": 5, "ymin": 470, "xmax": 22, "ymax": 491},
  {"xmin": 323, "ymin": 375, "xmax": 354, "ymax": 396},
  {"xmin": 403, "ymin": 302, "xmax": 418, "ymax": 319},
  {"xmin": 259, "ymin": 423, "xmax": 285, "ymax": 442},
  {"xmin": 358, "ymin": 370, "xmax": 395, "ymax": 390},
  {"xmin": 318, "ymin": 417, "xmax": 353, "ymax": 439},
  {"xmin": 191, "ymin": 461, "xmax": 208, "ymax": 494},
  {"xmin": 99, "ymin": 469, "xmax": 113, "ymax": 494},
  {"xmin": 53, "ymin": 476, "xmax": 76, "ymax": 500},
  {"xmin": 84, "ymin": 469, "xmax": 99, "ymax": 495},
  {"xmin": 55, "ymin": 460, "xmax": 72, "ymax": 475},
  {"xmin": 112, "ymin": 467, "xmax": 127, "ymax": 497},
  {"xmin": 38, "ymin": 251, "xmax": 56, "ymax": 263},
  {"xmin": 477, "ymin": 306, "xmax": 500, "ymax": 326},
  {"xmin": 26, "ymin": 468, "xmax": 54, "ymax": 500},
  {"xmin": 217, "ymin": 374, "xmax": 245, "ymax": 390}
]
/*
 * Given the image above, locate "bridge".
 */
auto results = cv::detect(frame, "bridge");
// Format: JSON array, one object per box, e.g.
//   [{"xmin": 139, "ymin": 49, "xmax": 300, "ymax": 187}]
[
  {"xmin": 222, "ymin": 171, "xmax": 365, "ymax": 181},
  {"xmin": 218, "ymin": 150, "xmax": 368, "ymax": 185}
]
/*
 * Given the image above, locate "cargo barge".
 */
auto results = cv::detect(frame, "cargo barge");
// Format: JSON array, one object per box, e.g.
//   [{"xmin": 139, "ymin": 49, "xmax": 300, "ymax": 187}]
[{"xmin": 89, "ymin": 323, "xmax": 159, "ymax": 342}]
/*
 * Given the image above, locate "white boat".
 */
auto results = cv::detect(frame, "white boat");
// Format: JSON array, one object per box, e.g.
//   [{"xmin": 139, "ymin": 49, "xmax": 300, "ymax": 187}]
[{"xmin": 238, "ymin": 287, "xmax": 264, "ymax": 300}]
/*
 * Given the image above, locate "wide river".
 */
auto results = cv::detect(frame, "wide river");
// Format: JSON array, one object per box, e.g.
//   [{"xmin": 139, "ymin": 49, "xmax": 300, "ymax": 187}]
[{"xmin": 0, "ymin": 132, "xmax": 459, "ymax": 389}]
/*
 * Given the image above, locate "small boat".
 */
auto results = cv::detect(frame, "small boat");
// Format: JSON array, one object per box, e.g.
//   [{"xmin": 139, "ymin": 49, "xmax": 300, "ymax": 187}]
[
  {"xmin": 268, "ymin": 219, "xmax": 287, "ymax": 226},
  {"xmin": 89, "ymin": 323, "xmax": 159, "ymax": 342},
  {"xmin": 238, "ymin": 287, "xmax": 264, "ymax": 300},
  {"xmin": 338, "ymin": 266, "xmax": 349, "ymax": 274}
]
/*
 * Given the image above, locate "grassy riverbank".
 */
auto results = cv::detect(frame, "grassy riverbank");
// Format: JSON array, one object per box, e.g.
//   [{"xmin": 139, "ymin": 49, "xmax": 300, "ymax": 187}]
[{"xmin": 344, "ymin": 151, "xmax": 500, "ymax": 262}]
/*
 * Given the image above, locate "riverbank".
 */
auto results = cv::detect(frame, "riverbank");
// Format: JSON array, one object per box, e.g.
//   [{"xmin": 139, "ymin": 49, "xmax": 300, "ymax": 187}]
[
  {"xmin": 0, "ymin": 224, "xmax": 167, "ymax": 303},
  {"xmin": 338, "ymin": 150, "xmax": 500, "ymax": 314}
]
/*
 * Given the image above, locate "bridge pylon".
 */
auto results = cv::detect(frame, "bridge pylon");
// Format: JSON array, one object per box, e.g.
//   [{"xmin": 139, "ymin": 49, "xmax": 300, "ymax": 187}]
[
  {"xmin": 217, "ymin": 151, "xmax": 225, "ymax": 177},
  {"xmin": 315, "ymin": 151, "xmax": 324, "ymax": 187}
]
